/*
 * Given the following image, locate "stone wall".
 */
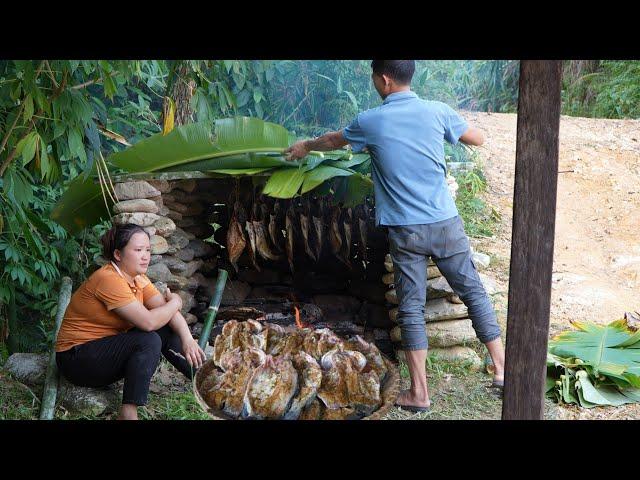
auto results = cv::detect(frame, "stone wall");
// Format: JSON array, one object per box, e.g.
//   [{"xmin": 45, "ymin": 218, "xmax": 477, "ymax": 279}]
[{"xmin": 110, "ymin": 178, "xmax": 222, "ymax": 326}]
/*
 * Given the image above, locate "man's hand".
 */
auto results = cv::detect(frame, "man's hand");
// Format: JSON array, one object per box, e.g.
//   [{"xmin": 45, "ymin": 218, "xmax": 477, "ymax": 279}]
[
  {"xmin": 181, "ymin": 336, "xmax": 206, "ymax": 369},
  {"xmin": 284, "ymin": 140, "xmax": 309, "ymax": 161}
]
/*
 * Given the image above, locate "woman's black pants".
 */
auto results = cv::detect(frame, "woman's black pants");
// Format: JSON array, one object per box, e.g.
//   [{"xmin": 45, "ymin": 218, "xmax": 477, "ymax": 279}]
[{"xmin": 56, "ymin": 325, "xmax": 194, "ymax": 406}]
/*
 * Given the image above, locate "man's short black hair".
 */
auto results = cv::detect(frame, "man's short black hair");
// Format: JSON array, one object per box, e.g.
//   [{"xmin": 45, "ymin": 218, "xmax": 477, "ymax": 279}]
[{"xmin": 370, "ymin": 60, "xmax": 415, "ymax": 85}]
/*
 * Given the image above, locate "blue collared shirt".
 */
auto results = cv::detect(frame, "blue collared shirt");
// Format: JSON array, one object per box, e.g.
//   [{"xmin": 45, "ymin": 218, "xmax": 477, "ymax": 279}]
[{"xmin": 343, "ymin": 91, "xmax": 468, "ymax": 226}]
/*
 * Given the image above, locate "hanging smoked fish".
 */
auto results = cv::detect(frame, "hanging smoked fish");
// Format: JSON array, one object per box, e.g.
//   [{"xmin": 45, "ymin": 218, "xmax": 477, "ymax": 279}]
[
  {"xmin": 269, "ymin": 200, "xmax": 285, "ymax": 253},
  {"xmin": 253, "ymin": 199, "xmax": 282, "ymax": 262},
  {"xmin": 226, "ymin": 200, "xmax": 247, "ymax": 272},
  {"xmin": 328, "ymin": 205, "xmax": 343, "ymax": 260},
  {"xmin": 285, "ymin": 201, "xmax": 296, "ymax": 273},
  {"xmin": 300, "ymin": 195, "xmax": 316, "ymax": 262},
  {"xmin": 354, "ymin": 204, "xmax": 368, "ymax": 264},
  {"xmin": 310, "ymin": 195, "xmax": 324, "ymax": 262},
  {"xmin": 340, "ymin": 207, "xmax": 353, "ymax": 270},
  {"xmin": 245, "ymin": 199, "xmax": 261, "ymax": 271}
]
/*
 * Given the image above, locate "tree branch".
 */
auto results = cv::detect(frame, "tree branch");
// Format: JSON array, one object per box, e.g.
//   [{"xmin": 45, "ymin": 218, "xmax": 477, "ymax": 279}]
[{"xmin": 70, "ymin": 70, "xmax": 118, "ymax": 90}]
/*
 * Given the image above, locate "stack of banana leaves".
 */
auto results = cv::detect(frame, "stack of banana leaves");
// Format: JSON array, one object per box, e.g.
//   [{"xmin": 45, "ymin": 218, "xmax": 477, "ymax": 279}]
[
  {"xmin": 546, "ymin": 318, "xmax": 640, "ymax": 408},
  {"xmin": 50, "ymin": 117, "xmax": 373, "ymax": 235}
]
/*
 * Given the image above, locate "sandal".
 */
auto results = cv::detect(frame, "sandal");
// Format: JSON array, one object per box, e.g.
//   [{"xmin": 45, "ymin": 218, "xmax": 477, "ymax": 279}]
[{"xmin": 394, "ymin": 402, "xmax": 432, "ymax": 412}]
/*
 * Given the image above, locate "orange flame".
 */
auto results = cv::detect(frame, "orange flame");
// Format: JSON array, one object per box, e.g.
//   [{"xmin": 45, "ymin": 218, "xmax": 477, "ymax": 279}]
[{"xmin": 294, "ymin": 306, "xmax": 303, "ymax": 329}]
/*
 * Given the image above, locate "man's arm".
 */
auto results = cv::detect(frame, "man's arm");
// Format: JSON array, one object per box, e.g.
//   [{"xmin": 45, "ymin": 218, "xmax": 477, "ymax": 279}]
[
  {"xmin": 285, "ymin": 131, "xmax": 349, "ymax": 161},
  {"xmin": 458, "ymin": 126, "xmax": 485, "ymax": 146}
]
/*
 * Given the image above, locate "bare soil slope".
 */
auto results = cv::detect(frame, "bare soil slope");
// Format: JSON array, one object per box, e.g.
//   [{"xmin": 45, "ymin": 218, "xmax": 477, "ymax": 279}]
[{"xmin": 463, "ymin": 112, "xmax": 640, "ymax": 334}]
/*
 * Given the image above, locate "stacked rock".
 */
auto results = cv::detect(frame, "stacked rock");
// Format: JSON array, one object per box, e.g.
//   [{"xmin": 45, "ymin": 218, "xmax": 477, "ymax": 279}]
[{"xmin": 110, "ymin": 179, "xmax": 218, "ymax": 326}]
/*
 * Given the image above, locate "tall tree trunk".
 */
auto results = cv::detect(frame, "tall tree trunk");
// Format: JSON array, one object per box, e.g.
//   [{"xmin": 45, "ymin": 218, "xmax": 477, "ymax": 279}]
[
  {"xmin": 161, "ymin": 61, "xmax": 196, "ymax": 127},
  {"xmin": 502, "ymin": 60, "xmax": 562, "ymax": 420}
]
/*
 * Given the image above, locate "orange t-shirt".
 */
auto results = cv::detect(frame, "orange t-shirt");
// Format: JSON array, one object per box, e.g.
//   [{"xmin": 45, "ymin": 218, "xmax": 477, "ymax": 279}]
[{"xmin": 55, "ymin": 263, "xmax": 161, "ymax": 352}]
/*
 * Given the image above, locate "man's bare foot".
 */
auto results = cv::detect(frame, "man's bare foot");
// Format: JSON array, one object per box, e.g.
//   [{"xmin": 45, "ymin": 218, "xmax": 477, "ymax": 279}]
[{"xmin": 395, "ymin": 389, "xmax": 431, "ymax": 409}]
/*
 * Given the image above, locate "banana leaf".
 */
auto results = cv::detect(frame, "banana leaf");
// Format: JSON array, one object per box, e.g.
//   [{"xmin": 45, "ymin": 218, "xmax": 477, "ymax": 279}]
[
  {"xmin": 301, "ymin": 165, "xmax": 353, "ymax": 194},
  {"xmin": 575, "ymin": 370, "xmax": 635, "ymax": 407},
  {"xmin": 549, "ymin": 319, "xmax": 640, "ymax": 388},
  {"xmin": 326, "ymin": 153, "xmax": 370, "ymax": 170},
  {"xmin": 331, "ymin": 172, "xmax": 374, "ymax": 207},
  {"xmin": 108, "ymin": 117, "xmax": 293, "ymax": 173},
  {"xmin": 208, "ymin": 167, "xmax": 274, "ymax": 176},
  {"xmin": 165, "ymin": 153, "xmax": 292, "ymax": 172},
  {"xmin": 262, "ymin": 167, "xmax": 306, "ymax": 198},
  {"xmin": 50, "ymin": 170, "xmax": 111, "ymax": 234}
]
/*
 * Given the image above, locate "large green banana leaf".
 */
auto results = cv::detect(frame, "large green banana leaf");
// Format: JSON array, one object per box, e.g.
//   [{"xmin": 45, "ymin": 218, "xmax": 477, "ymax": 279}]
[
  {"xmin": 51, "ymin": 117, "xmax": 372, "ymax": 234},
  {"xmin": 549, "ymin": 319, "xmax": 640, "ymax": 388},
  {"xmin": 109, "ymin": 117, "xmax": 292, "ymax": 173},
  {"xmin": 50, "ymin": 171, "xmax": 111, "ymax": 234}
]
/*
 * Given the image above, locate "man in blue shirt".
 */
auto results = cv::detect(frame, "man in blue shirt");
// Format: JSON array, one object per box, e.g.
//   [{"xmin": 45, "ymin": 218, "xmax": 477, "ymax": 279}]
[{"xmin": 285, "ymin": 60, "xmax": 505, "ymax": 412}]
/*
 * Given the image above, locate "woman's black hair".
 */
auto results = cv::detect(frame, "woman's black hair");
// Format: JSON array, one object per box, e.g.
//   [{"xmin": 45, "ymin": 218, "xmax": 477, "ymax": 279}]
[{"xmin": 101, "ymin": 224, "xmax": 150, "ymax": 262}]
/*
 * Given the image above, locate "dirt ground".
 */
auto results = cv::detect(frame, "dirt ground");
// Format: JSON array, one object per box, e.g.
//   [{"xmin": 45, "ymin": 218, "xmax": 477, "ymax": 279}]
[
  {"xmin": 463, "ymin": 112, "xmax": 640, "ymax": 333},
  {"xmin": 460, "ymin": 112, "xmax": 640, "ymax": 420}
]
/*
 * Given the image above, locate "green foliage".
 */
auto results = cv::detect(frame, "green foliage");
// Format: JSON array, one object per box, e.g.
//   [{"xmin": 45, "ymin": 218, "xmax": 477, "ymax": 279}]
[
  {"xmin": 447, "ymin": 146, "xmax": 499, "ymax": 238},
  {"xmin": 0, "ymin": 60, "xmax": 167, "ymax": 353},
  {"xmin": 562, "ymin": 60, "xmax": 640, "ymax": 119}
]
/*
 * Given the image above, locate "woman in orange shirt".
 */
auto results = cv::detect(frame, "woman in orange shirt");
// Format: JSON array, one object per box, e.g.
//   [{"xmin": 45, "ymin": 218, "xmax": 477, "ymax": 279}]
[{"xmin": 56, "ymin": 224, "xmax": 206, "ymax": 420}]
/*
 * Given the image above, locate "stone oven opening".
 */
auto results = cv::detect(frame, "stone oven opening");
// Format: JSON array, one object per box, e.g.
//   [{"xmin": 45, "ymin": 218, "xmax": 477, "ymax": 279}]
[{"xmin": 112, "ymin": 174, "xmax": 396, "ymax": 358}]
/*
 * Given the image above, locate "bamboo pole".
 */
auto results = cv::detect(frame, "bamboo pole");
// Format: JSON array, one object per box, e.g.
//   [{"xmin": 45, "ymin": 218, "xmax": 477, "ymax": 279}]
[
  {"xmin": 39, "ymin": 276, "xmax": 73, "ymax": 420},
  {"xmin": 198, "ymin": 269, "xmax": 228, "ymax": 351}
]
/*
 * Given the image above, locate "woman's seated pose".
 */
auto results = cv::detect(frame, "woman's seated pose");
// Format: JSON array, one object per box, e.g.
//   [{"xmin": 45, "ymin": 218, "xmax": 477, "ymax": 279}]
[{"xmin": 55, "ymin": 223, "xmax": 206, "ymax": 420}]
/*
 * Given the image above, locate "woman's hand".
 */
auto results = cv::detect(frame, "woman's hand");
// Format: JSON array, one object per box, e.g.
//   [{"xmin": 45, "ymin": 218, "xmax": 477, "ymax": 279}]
[
  {"xmin": 164, "ymin": 287, "xmax": 183, "ymax": 311},
  {"xmin": 181, "ymin": 336, "xmax": 206, "ymax": 369}
]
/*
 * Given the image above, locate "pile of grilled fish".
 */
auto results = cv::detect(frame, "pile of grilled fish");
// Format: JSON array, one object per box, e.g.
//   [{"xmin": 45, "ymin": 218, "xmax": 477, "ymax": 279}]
[
  {"xmin": 226, "ymin": 194, "xmax": 371, "ymax": 273},
  {"xmin": 200, "ymin": 319, "xmax": 388, "ymax": 420}
]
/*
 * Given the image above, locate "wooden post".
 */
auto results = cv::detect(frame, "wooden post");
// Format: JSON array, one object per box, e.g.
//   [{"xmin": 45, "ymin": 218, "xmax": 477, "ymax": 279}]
[
  {"xmin": 502, "ymin": 61, "xmax": 562, "ymax": 420},
  {"xmin": 39, "ymin": 276, "xmax": 73, "ymax": 420}
]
